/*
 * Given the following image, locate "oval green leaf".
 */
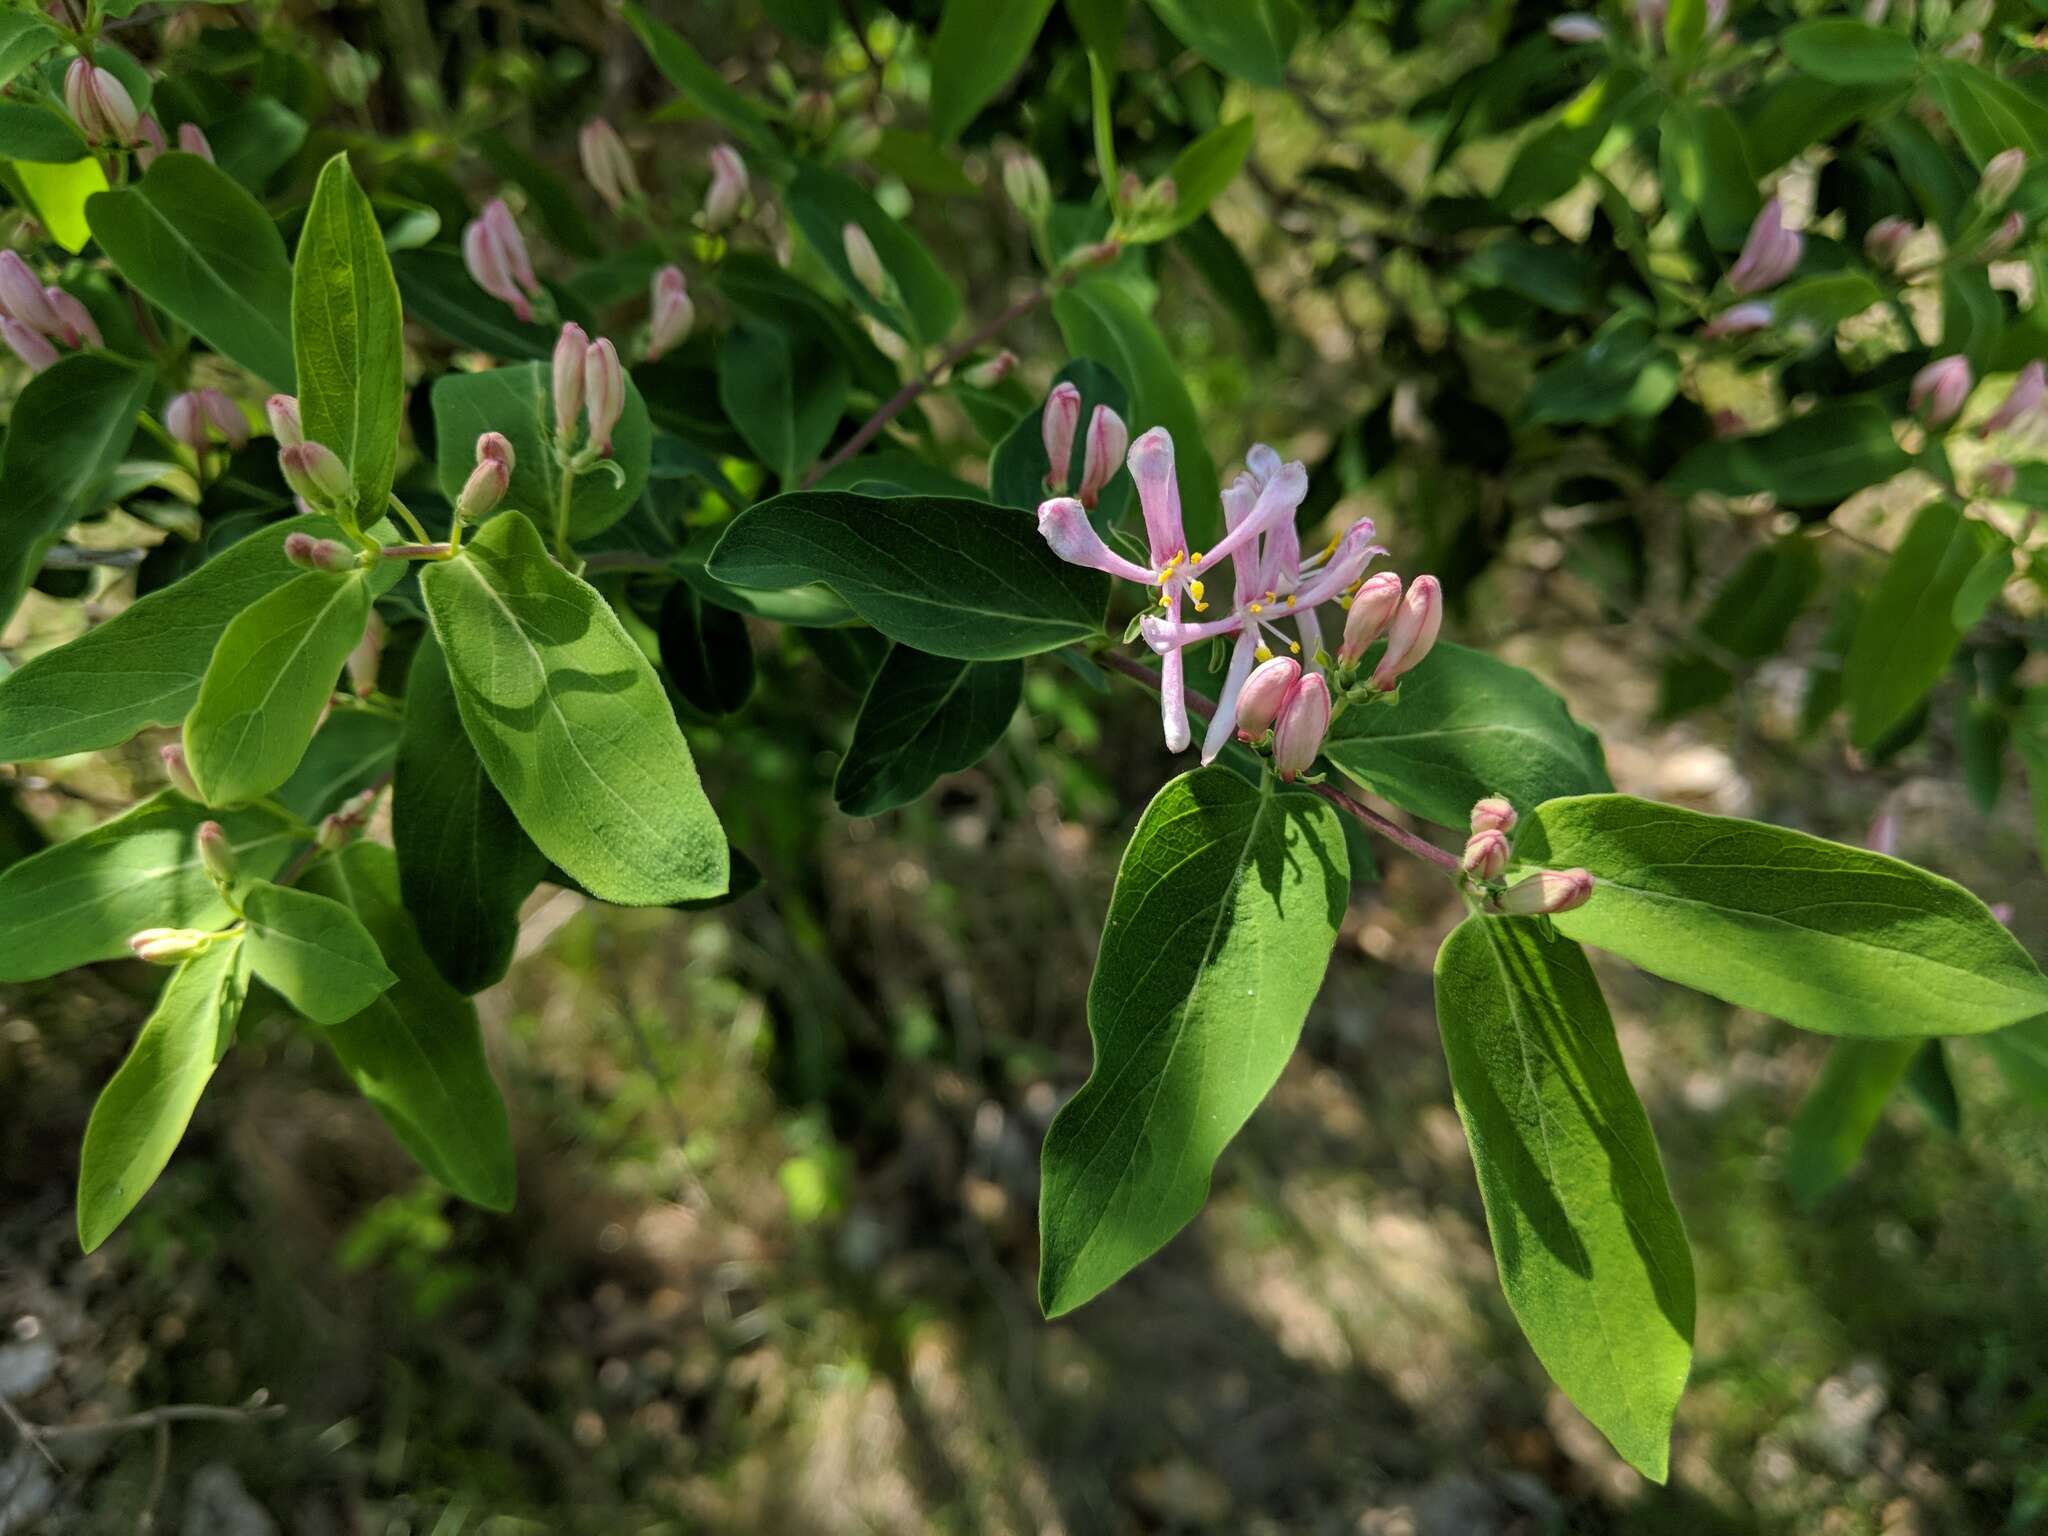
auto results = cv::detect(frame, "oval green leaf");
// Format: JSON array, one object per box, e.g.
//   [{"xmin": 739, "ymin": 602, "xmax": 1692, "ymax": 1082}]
[
  {"xmin": 834, "ymin": 645, "xmax": 1021, "ymax": 816},
  {"xmin": 242, "ymin": 878, "xmax": 396, "ymax": 1025},
  {"xmin": 929, "ymin": 0, "xmax": 1057, "ymax": 143}
]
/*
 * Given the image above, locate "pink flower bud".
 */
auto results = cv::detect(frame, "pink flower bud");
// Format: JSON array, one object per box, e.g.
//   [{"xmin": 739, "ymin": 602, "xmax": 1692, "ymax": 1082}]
[
  {"xmin": 129, "ymin": 927, "xmax": 212, "ymax": 965},
  {"xmin": 1727, "ymin": 197, "xmax": 1803, "ymax": 295},
  {"xmin": 552, "ymin": 322, "xmax": 589, "ymax": 439},
  {"xmin": 484, "ymin": 198, "xmax": 539, "ymax": 298},
  {"xmin": 1493, "ymin": 868, "xmax": 1594, "ymax": 916},
  {"xmin": 476, "ymin": 430, "xmax": 515, "ymax": 471},
  {"xmin": 1548, "ymin": 13, "xmax": 1605, "ymax": 42},
  {"xmin": 1235, "ymin": 655, "xmax": 1301, "ymax": 739},
  {"xmin": 645, "ymin": 265, "xmax": 693, "ymax": 362},
  {"xmin": 962, "ymin": 350, "xmax": 1016, "ymax": 390},
  {"xmin": 1980, "ymin": 148, "xmax": 2026, "ymax": 207},
  {"xmin": 176, "ymin": 121, "xmax": 214, "ymax": 163},
  {"xmin": 579, "ymin": 117, "xmax": 640, "ymax": 213},
  {"xmin": 133, "ymin": 113, "xmax": 166, "ymax": 170},
  {"xmin": 282, "ymin": 532, "xmax": 359, "ymax": 572},
  {"xmin": 1470, "ymin": 796, "xmax": 1518, "ymax": 834},
  {"xmin": 463, "ymin": 199, "xmax": 540, "ymax": 322},
  {"xmin": 43, "ymin": 286, "xmax": 99, "ymax": 348},
  {"xmin": 456, "ymin": 457, "xmax": 509, "ymax": 522},
  {"xmin": 279, "ymin": 440, "xmax": 352, "ymax": 506},
  {"xmin": 1041, "ymin": 382, "xmax": 1082, "ymax": 493},
  {"xmin": 1981, "ymin": 361, "xmax": 2045, "ymax": 437},
  {"xmin": 165, "ymin": 391, "xmax": 208, "ymax": 451},
  {"xmin": 583, "ymin": 337, "xmax": 624, "ymax": 454},
  {"xmin": 1077, "ymin": 404, "xmax": 1128, "ymax": 509},
  {"xmin": 2, "ymin": 317, "xmax": 58, "ymax": 373},
  {"xmin": 198, "ymin": 389, "xmax": 248, "ymax": 450},
  {"xmin": 1701, "ymin": 301, "xmax": 1773, "ymax": 340},
  {"xmin": 843, "ymin": 222, "xmax": 888, "ymax": 300},
  {"xmin": 64, "ymin": 59, "xmax": 138, "ymax": 144},
  {"xmin": 1337, "ymin": 571, "xmax": 1403, "ymax": 665},
  {"xmin": 1981, "ymin": 460, "xmax": 2017, "ymax": 498},
  {"xmin": 1270, "ymin": 673, "xmax": 1331, "ymax": 783},
  {"xmin": 1982, "ymin": 210, "xmax": 2026, "ymax": 260},
  {"xmin": 704, "ymin": 145, "xmax": 748, "ymax": 231},
  {"xmin": 161, "ymin": 742, "xmax": 199, "ymax": 799},
  {"xmin": 0, "ymin": 251, "xmax": 59, "ymax": 335},
  {"xmin": 196, "ymin": 820, "xmax": 236, "ymax": 884},
  {"xmin": 1372, "ymin": 574, "xmax": 1442, "ymax": 690},
  {"xmin": 1909, "ymin": 354, "xmax": 1972, "ymax": 428},
  {"xmin": 266, "ymin": 394, "xmax": 303, "ymax": 447},
  {"xmin": 1864, "ymin": 216, "xmax": 1915, "ymax": 269},
  {"xmin": 1462, "ymin": 828, "xmax": 1511, "ymax": 882}
]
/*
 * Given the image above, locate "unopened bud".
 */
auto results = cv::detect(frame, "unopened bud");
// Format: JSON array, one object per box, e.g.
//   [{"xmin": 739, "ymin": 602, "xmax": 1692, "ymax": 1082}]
[
  {"xmin": 161, "ymin": 742, "xmax": 199, "ymax": 799},
  {"xmin": 1980, "ymin": 360, "xmax": 2046, "ymax": 437},
  {"xmin": 456, "ymin": 457, "xmax": 510, "ymax": 522},
  {"xmin": 583, "ymin": 337, "xmax": 625, "ymax": 455},
  {"xmin": 1945, "ymin": 31, "xmax": 1982, "ymax": 63},
  {"xmin": 1727, "ymin": 197, "xmax": 1803, "ymax": 295},
  {"xmin": 1470, "ymin": 795, "xmax": 1518, "ymax": 835},
  {"xmin": 579, "ymin": 118, "xmax": 641, "ymax": 214},
  {"xmin": 198, "ymin": 389, "xmax": 248, "ymax": 450},
  {"xmin": 133, "ymin": 113, "xmax": 166, "ymax": 170},
  {"xmin": 176, "ymin": 121, "xmax": 214, "ymax": 163},
  {"xmin": 1863, "ymin": 215, "xmax": 1915, "ymax": 269},
  {"xmin": 266, "ymin": 394, "xmax": 303, "ymax": 447},
  {"xmin": 317, "ymin": 786, "xmax": 379, "ymax": 850},
  {"xmin": 462, "ymin": 199, "xmax": 542, "ymax": 322},
  {"xmin": 1981, "ymin": 460, "xmax": 2017, "ymax": 497},
  {"xmin": 283, "ymin": 531, "xmax": 359, "ymax": 572},
  {"xmin": 1980, "ymin": 148, "xmax": 2026, "ymax": 208},
  {"xmin": 1041, "ymin": 382, "xmax": 1081, "ymax": 493},
  {"xmin": 1270, "ymin": 673, "xmax": 1331, "ymax": 783},
  {"xmin": 1234, "ymin": 655, "xmax": 1301, "ymax": 740},
  {"xmin": 129, "ymin": 927, "xmax": 212, "ymax": 964},
  {"xmin": 843, "ymin": 222, "xmax": 888, "ymax": 300},
  {"xmin": 1909, "ymin": 354, "xmax": 1973, "ymax": 428},
  {"xmin": 64, "ymin": 59, "xmax": 138, "ymax": 145},
  {"xmin": 1371, "ymin": 574, "xmax": 1442, "ymax": 690},
  {"xmin": 165, "ymin": 391, "xmax": 209, "ymax": 451},
  {"xmin": 279, "ymin": 441, "xmax": 351, "ymax": 507},
  {"xmin": 1, "ymin": 318, "xmax": 56, "ymax": 374},
  {"xmin": 0, "ymin": 251, "xmax": 59, "ymax": 335},
  {"xmin": 1001, "ymin": 150, "xmax": 1051, "ymax": 222},
  {"xmin": 1066, "ymin": 239, "xmax": 1122, "ymax": 270},
  {"xmin": 1337, "ymin": 571, "xmax": 1403, "ymax": 665},
  {"xmin": 1982, "ymin": 210, "xmax": 2026, "ymax": 259},
  {"xmin": 196, "ymin": 820, "xmax": 236, "ymax": 885},
  {"xmin": 1548, "ymin": 12, "xmax": 1606, "ymax": 42},
  {"xmin": 961, "ymin": 350, "xmax": 1016, "ymax": 390},
  {"xmin": 476, "ymin": 430, "xmax": 515, "ymax": 471},
  {"xmin": 703, "ymin": 145, "xmax": 748, "ymax": 231},
  {"xmin": 552, "ymin": 322, "xmax": 589, "ymax": 440},
  {"xmin": 1077, "ymin": 404, "xmax": 1128, "ymax": 509},
  {"xmin": 1462, "ymin": 828, "xmax": 1511, "ymax": 882},
  {"xmin": 1493, "ymin": 867, "xmax": 1594, "ymax": 916},
  {"xmin": 43, "ymin": 287, "xmax": 99, "ymax": 348},
  {"xmin": 645, "ymin": 265, "xmax": 693, "ymax": 362},
  {"xmin": 1700, "ymin": 301, "xmax": 1772, "ymax": 340}
]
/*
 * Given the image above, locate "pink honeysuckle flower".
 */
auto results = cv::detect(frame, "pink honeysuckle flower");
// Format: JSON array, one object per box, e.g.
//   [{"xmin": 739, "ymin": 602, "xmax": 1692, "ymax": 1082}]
[
  {"xmin": 1727, "ymin": 197, "xmax": 1803, "ymax": 295},
  {"xmin": 463, "ymin": 198, "xmax": 543, "ymax": 321},
  {"xmin": 43, "ymin": 286, "xmax": 99, "ymax": 348}
]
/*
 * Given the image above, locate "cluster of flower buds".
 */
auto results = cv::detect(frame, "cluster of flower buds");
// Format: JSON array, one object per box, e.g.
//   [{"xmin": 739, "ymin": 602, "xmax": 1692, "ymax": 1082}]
[
  {"xmin": 703, "ymin": 146, "xmax": 749, "ymax": 232},
  {"xmin": 283, "ymin": 530, "xmax": 361, "ymax": 572},
  {"xmin": 128, "ymin": 926, "xmax": 216, "ymax": 965},
  {"xmin": 645, "ymin": 265, "xmax": 693, "ymax": 362},
  {"xmin": 1002, "ymin": 150, "xmax": 1052, "ymax": 224},
  {"xmin": 1334, "ymin": 572, "xmax": 1441, "ymax": 693},
  {"xmin": 579, "ymin": 118, "xmax": 642, "ymax": 215},
  {"xmin": 165, "ymin": 388, "xmax": 249, "ymax": 454},
  {"xmin": 1910, "ymin": 354, "xmax": 1973, "ymax": 428},
  {"xmin": 1456, "ymin": 796, "xmax": 1596, "ymax": 915},
  {"xmin": 1980, "ymin": 360, "xmax": 2045, "ymax": 438},
  {"xmin": 1227, "ymin": 655, "xmax": 1334, "ymax": 782},
  {"xmin": 552, "ymin": 323, "xmax": 626, "ymax": 457},
  {"xmin": 843, "ymin": 223, "xmax": 888, "ymax": 301},
  {"xmin": 0, "ymin": 249, "xmax": 102, "ymax": 373},
  {"xmin": 1039, "ymin": 385, "xmax": 1129, "ymax": 510},
  {"xmin": 463, "ymin": 199, "xmax": 546, "ymax": 323},
  {"xmin": 64, "ymin": 58, "xmax": 139, "ymax": 145},
  {"xmin": 457, "ymin": 432, "xmax": 514, "ymax": 522}
]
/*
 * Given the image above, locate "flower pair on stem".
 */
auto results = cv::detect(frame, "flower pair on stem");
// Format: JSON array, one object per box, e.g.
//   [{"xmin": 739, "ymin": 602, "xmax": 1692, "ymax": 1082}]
[
  {"xmin": 0, "ymin": 250, "xmax": 101, "ymax": 373},
  {"xmin": 1457, "ymin": 797, "xmax": 1593, "ymax": 917}
]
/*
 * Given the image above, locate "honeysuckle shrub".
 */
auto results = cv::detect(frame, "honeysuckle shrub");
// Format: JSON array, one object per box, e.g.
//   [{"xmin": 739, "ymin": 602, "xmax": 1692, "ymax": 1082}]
[{"xmin": 0, "ymin": 0, "xmax": 2045, "ymax": 1485}]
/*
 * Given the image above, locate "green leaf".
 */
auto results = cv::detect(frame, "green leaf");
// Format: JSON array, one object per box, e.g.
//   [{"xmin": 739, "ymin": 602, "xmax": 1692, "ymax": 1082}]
[
  {"xmin": 1740, "ymin": 77, "xmax": 1906, "ymax": 176},
  {"xmin": 277, "ymin": 708, "xmax": 401, "ymax": 821},
  {"xmin": 1039, "ymin": 767, "xmax": 1347, "ymax": 1316},
  {"xmin": 1665, "ymin": 399, "xmax": 1910, "ymax": 510},
  {"xmin": 206, "ymin": 98, "xmax": 310, "ymax": 194},
  {"xmin": 8, "ymin": 155, "xmax": 108, "ymax": 253},
  {"xmin": 761, "ymin": 0, "xmax": 836, "ymax": 46},
  {"xmin": 657, "ymin": 584, "xmax": 757, "ymax": 718},
  {"xmin": 1053, "ymin": 277, "xmax": 1221, "ymax": 546},
  {"xmin": 77, "ymin": 935, "xmax": 249, "ymax": 1252},
  {"xmin": 1927, "ymin": 59, "xmax": 2048, "ymax": 165},
  {"xmin": 0, "ymin": 101, "xmax": 87, "ymax": 162},
  {"xmin": 1323, "ymin": 642, "xmax": 1611, "ymax": 829},
  {"xmin": 418, "ymin": 510, "xmax": 727, "ymax": 907},
  {"xmin": 1785, "ymin": 1038, "xmax": 1919, "ymax": 1207},
  {"xmin": 834, "ymin": 646, "xmax": 1021, "ymax": 815},
  {"xmin": 1433, "ymin": 917, "xmax": 1692, "ymax": 1482},
  {"xmin": 1770, "ymin": 272, "xmax": 1885, "ymax": 334},
  {"xmin": 716, "ymin": 320, "xmax": 849, "ymax": 484},
  {"xmin": 0, "ymin": 792, "xmax": 296, "ymax": 983},
  {"xmin": 1066, "ymin": 0, "xmax": 1128, "ymax": 58},
  {"xmin": 1461, "ymin": 234, "xmax": 1599, "ymax": 315},
  {"xmin": 0, "ymin": 353, "xmax": 151, "ymax": 627},
  {"xmin": 717, "ymin": 251, "xmax": 897, "ymax": 396},
  {"xmin": 1845, "ymin": 500, "xmax": 1992, "ymax": 751},
  {"xmin": 1119, "ymin": 118, "xmax": 1254, "ymax": 243},
  {"xmin": 1781, "ymin": 20, "xmax": 1920, "ymax": 85},
  {"xmin": 929, "ymin": 0, "xmax": 1057, "ymax": 143},
  {"xmin": 301, "ymin": 841, "xmax": 515, "ymax": 1209},
  {"xmin": 1518, "ymin": 794, "xmax": 2048, "ymax": 1038},
  {"xmin": 184, "ymin": 569, "xmax": 374, "ymax": 807},
  {"xmin": 0, "ymin": 12, "xmax": 57, "ymax": 90},
  {"xmin": 621, "ymin": 0, "xmax": 778, "ymax": 153},
  {"xmin": 706, "ymin": 490, "xmax": 1109, "ymax": 659},
  {"xmin": 1175, "ymin": 214, "xmax": 1278, "ymax": 350},
  {"xmin": 392, "ymin": 246, "xmax": 558, "ymax": 360},
  {"xmin": 1496, "ymin": 70, "xmax": 1643, "ymax": 212},
  {"xmin": 786, "ymin": 161, "xmax": 962, "ymax": 343},
  {"xmin": 1658, "ymin": 102, "xmax": 1757, "ymax": 251},
  {"xmin": 1144, "ymin": 0, "xmax": 1302, "ymax": 88},
  {"xmin": 294, "ymin": 153, "xmax": 405, "ymax": 531},
  {"xmin": 868, "ymin": 128, "xmax": 977, "ymax": 197},
  {"xmin": 0, "ymin": 515, "xmax": 389, "ymax": 764},
  {"xmin": 1524, "ymin": 314, "xmax": 1679, "ymax": 427},
  {"xmin": 430, "ymin": 363, "xmax": 653, "ymax": 542},
  {"xmin": 86, "ymin": 152, "xmax": 296, "ymax": 387},
  {"xmin": 393, "ymin": 637, "xmax": 550, "ymax": 993},
  {"xmin": 988, "ymin": 357, "xmax": 1130, "ymax": 511},
  {"xmin": 1657, "ymin": 536, "xmax": 1822, "ymax": 719},
  {"xmin": 241, "ymin": 878, "xmax": 396, "ymax": 1025},
  {"xmin": 1981, "ymin": 1014, "xmax": 2048, "ymax": 1107}
]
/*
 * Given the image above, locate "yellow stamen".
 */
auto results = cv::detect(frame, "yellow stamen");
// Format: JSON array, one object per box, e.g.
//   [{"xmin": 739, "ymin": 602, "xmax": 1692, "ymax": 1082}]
[
  {"xmin": 1188, "ymin": 580, "xmax": 1205, "ymax": 603},
  {"xmin": 1285, "ymin": 595, "xmax": 1297, "ymax": 607},
  {"xmin": 1248, "ymin": 602, "xmax": 1264, "ymax": 614},
  {"xmin": 1189, "ymin": 550, "xmax": 1203, "ymax": 565},
  {"xmin": 1288, "ymin": 641, "xmax": 1301, "ymax": 654},
  {"xmin": 1254, "ymin": 644, "xmax": 1273, "ymax": 662}
]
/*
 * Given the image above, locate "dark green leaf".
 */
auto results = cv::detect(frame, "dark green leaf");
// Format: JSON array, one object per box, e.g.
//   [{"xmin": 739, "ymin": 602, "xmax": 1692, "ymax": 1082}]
[
  {"xmin": 786, "ymin": 161, "xmax": 962, "ymax": 343},
  {"xmin": 621, "ymin": 0, "xmax": 778, "ymax": 153},
  {"xmin": 1665, "ymin": 400, "xmax": 1910, "ymax": 510},
  {"xmin": 834, "ymin": 645, "xmax": 1021, "ymax": 815},
  {"xmin": 392, "ymin": 246, "xmax": 558, "ymax": 360},
  {"xmin": 1145, "ymin": 0, "xmax": 1303, "ymax": 88},
  {"xmin": 929, "ymin": 0, "xmax": 1058, "ymax": 143},
  {"xmin": 1525, "ymin": 315, "xmax": 1679, "ymax": 427},
  {"xmin": 0, "ymin": 101, "xmax": 87, "ymax": 162},
  {"xmin": 1657, "ymin": 536, "xmax": 1822, "ymax": 719},
  {"xmin": 1782, "ymin": 20, "xmax": 1920, "ymax": 85},
  {"xmin": 1785, "ymin": 1039, "xmax": 1919, "ymax": 1206},
  {"xmin": 716, "ymin": 320, "xmax": 849, "ymax": 484},
  {"xmin": 657, "ymin": 583, "xmax": 757, "ymax": 717},
  {"xmin": 1120, "ymin": 118, "xmax": 1254, "ymax": 243},
  {"xmin": 277, "ymin": 708, "xmax": 400, "ymax": 821}
]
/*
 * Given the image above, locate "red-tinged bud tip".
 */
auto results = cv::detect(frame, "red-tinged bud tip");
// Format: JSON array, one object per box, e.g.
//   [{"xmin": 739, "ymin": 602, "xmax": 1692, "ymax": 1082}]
[
  {"xmin": 475, "ymin": 431, "xmax": 515, "ymax": 471},
  {"xmin": 1461, "ymin": 828, "xmax": 1511, "ymax": 882},
  {"xmin": 1234, "ymin": 655, "xmax": 1301, "ymax": 740},
  {"xmin": 279, "ymin": 440, "xmax": 351, "ymax": 507},
  {"xmin": 284, "ymin": 532, "xmax": 358, "ymax": 572},
  {"xmin": 1270, "ymin": 673, "xmax": 1331, "ymax": 782},
  {"xmin": 1469, "ymin": 795, "xmax": 1517, "ymax": 835},
  {"xmin": 266, "ymin": 394, "xmax": 303, "ymax": 447},
  {"xmin": 1041, "ymin": 383, "xmax": 1082, "ymax": 493},
  {"xmin": 1493, "ymin": 868, "xmax": 1594, "ymax": 917},
  {"xmin": 196, "ymin": 820, "xmax": 236, "ymax": 884},
  {"xmin": 160, "ymin": 742, "xmax": 199, "ymax": 799}
]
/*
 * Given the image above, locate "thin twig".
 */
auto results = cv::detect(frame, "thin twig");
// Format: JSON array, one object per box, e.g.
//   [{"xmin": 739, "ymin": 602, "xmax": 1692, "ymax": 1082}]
[
  {"xmin": 40, "ymin": 546, "xmax": 147, "ymax": 570},
  {"xmin": 28, "ymin": 1400, "xmax": 286, "ymax": 1440},
  {"xmin": 138, "ymin": 1420, "xmax": 170, "ymax": 1534},
  {"xmin": 0, "ymin": 1390, "xmax": 61, "ymax": 1473},
  {"xmin": 578, "ymin": 550, "xmax": 673, "ymax": 576},
  {"xmin": 802, "ymin": 283, "xmax": 1057, "ymax": 488},
  {"xmin": 1091, "ymin": 647, "xmax": 1462, "ymax": 872}
]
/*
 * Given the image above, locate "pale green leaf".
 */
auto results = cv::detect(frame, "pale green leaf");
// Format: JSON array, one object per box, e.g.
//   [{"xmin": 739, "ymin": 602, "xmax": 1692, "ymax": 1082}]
[
  {"xmin": 242, "ymin": 879, "xmax": 396, "ymax": 1025},
  {"xmin": 1785, "ymin": 1038, "xmax": 1920, "ymax": 1207},
  {"xmin": 1846, "ymin": 500, "xmax": 1993, "ymax": 751}
]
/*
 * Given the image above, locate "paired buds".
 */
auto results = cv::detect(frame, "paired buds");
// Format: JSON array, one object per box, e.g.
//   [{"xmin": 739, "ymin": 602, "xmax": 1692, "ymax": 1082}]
[
  {"xmin": 1040, "ymin": 389, "xmax": 1128, "ymax": 507},
  {"xmin": 462, "ymin": 199, "xmax": 545, "ymax": 323},
  {"xmin": 457, "ymin": 432, "xmax": 514, "ymax": 522},
  {"xmin": 165, "ymin": 389, "xmax": 249, "ymax": 453},
  {"xmin": 645, "ymin": 265, "xmax": 694, "ymax": 362},
  {"xmin": 579, "ymin": 118, "xmax": 641, "ymax": 214},
  {"xmin": 64, "ymin": 59, "xmax": 139, "ymax": 145},
  {"xmin": 703, "ymin": 146, "xmax": 749, "ymax": 232},
  {"xmin": 551, "ymin": 324, "xmax": 625, "ymax": 456},
  {"xmin": 0, "ymin": 251, "xmax": 101, "ymax": 371},
  {"xmin": 317, "ymin": 786, "xmax": 381, "ymax": 851},
  {"xmin": 132, "ymin": 116, "xmax": 207, "ymax": 173},
  {"xmin": 283, "ymin": 530, "xmax": 361, "ymax": 572},
  {"xmin": 279, "ymin": 440, "xmax": 352, "ymax": 510},
  {"xmin": 1459, "ymin": 798, "xmax": 1518, "ymax": 884},
  {"xmin": 1228, "ymin": 655, "xmax": 1331, "ymax": 782},
  {"xmin": 1368, "ymin": 576, "xmax": 1443, "ymax": 692}
]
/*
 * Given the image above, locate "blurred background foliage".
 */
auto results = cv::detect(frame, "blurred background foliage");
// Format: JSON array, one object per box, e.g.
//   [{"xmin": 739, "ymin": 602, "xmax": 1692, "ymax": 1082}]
[{"xmin": 6, "ymin": 0, "xmax": 2048, "ymax": 1530}]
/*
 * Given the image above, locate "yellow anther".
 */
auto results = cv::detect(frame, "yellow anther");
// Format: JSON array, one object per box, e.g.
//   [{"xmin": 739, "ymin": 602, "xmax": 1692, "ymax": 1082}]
[
  {"xmin": 1254, "ymin": 644, "xmax": 1273, "ymax": 662},
  {"xmin": 1248, "ymin": 602, "xmax": 1264, "ymax": 614},
  {"xmin": 1285, "ymin": 595, "xmax": 1297, "ymax": 607},
  {"xmin": 1189, "ymin": 550, "xmax": 1203, "ymax": 565},
  {"xmin": 1194, "ymin": 601, "xmax": 1209, "ymax": 612},
  {"xmin": 1188, "ymin": 580, "xmax": 1205, "ymax": 603},
  {"xmin": 1288, "ymin": 641, "xmax": 1301, "ymax": 654},
  {"xmin": 1159, "ymin": 594, "xmax": 1171, "ymax": 610}
]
